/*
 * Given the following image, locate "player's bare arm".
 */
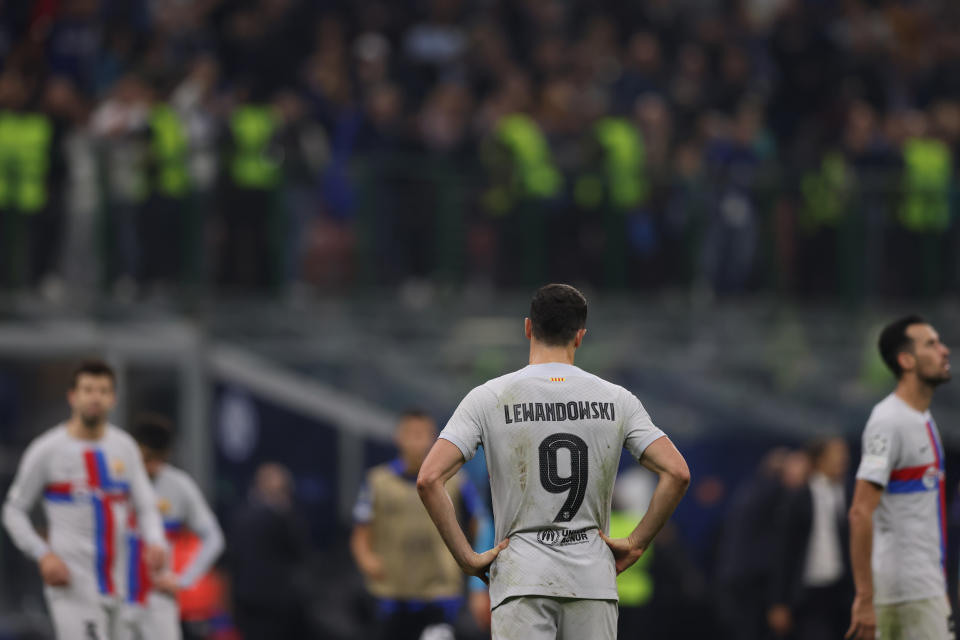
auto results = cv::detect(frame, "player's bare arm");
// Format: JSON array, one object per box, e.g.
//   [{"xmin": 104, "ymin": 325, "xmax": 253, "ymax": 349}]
[
  {"xmin": 417, "ymin": 438, "xmax": 508, "ymax": 583},
  {"xmin": 599, "ymin": 436, "xmax": 690, "ymax": 574},
  {"xmin": 845, "ymin": 478, "xmax": 884, "ymax": 640},
  {"xmin": 349, "ymin": 523, "xmax": 386, "ymax": 581}
]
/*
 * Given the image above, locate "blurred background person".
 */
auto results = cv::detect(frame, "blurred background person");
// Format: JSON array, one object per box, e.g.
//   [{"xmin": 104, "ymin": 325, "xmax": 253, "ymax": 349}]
[
  {"xmin": 716, "ymin": 447, "xmax": 810, "ymax": 640},
  {"xmin": 122, "ymin": 413, "xmax": 225, "ymax": 640},
  {"xmin": 768, "ymin": 437, "xmax": 852, "ymax": 639},
  {"xmin": 228, "ymin": 462, "xmax": 315, "ymax": 640},
  {"xmin": 350, "ymin": 409, "xmax": 487, "ymax": 640}
]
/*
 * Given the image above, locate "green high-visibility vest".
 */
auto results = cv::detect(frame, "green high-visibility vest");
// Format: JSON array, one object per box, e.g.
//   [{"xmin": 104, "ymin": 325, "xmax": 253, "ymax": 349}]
[
  {"xmin": 230, "ymin": 105, "xmax": 280, "ymax": 190},
  {"xmin": 900, "ymin": 137, "xmax": 952, "ymax": 232},
  {"xmin": 150, "ymin": 104, "xmax": 190, "ymax": 197},
  {"xmin": 800, "ymin": 151, "xmax": 850, "ymax": 230},
  {"xmin": 576, "ymin": 118, "xmax": 647, "ymax": 211},
  {"xmin": 496, "ymin": 114, "xmax": 561, "ymax": 199},
  {"xmin": 0, "ymin": 111, "xmax": 52, "ymax": 213},
  {"xmin": 609, "ymin": 510, "xmax": 654, "ymax": 607}
]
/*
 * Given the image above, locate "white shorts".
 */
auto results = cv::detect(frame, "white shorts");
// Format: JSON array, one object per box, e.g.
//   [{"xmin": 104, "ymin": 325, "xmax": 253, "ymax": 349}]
[
  {"xmin": 877, "ymin": 596, "xmax": 955, "ymax": 640},
  {"xmin": 44, "ymin": 586, "xmax": 120, "ymax": 640},
  {"xmin": 491, "ymin": 596, "xmax": 617, "ymax": 640},
  {"xmin": 116, "ymin": 593, "xmax": 182, "ymax": 640}
]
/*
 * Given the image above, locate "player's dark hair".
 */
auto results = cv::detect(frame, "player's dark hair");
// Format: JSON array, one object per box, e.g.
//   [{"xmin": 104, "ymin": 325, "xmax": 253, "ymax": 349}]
[
  {"xmin": 879, "ymin": 315, "xmax": 927, "ymax": 378},
  {"xmin": 530, "ymin": 284, "xmax": 588, "ymax": 346},
  {"xmin": 70, "ymin": 360, "xmax": 116, "ymax": 389},
  {"xmin": 806, "ymin": 436, "xmax": 840, "ymax": 465},
  {"xmin": 132, "ymin": 413, "xmax": 175, "ymax": 452}
]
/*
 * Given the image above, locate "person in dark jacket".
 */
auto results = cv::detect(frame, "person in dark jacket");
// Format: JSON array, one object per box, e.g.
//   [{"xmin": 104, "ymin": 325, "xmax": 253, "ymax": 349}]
[
  {"xmin": 230, "ymin": 462, "xmax": 315, "ymax": 640},
  {"xmin": 768, "ymin": 437, "xmax": 852, "ymax": 639}
]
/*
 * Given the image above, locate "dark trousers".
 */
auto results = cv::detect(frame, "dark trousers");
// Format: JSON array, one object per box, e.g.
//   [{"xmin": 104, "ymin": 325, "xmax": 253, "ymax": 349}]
[
  {"xmin": 218, "ymin": 187, "xmax": 275, "ymax": 290},
  {"xmin": 0, "ymin": 203, "xmax": 63, "ymax": 287},
  {"xmin": 139, "ymin": 195, "xmax": 184, "ymax": 285},
  {"xmin": 233, "ymin": 600, "xmax": 313, "ymax": 640},
  {"xmin": 793, "ymin": 579, "xmax": 852, "ymax": 640},
  {"xmin": 375, "ymin": 601, "xmax": 457, "ymax": 640}
]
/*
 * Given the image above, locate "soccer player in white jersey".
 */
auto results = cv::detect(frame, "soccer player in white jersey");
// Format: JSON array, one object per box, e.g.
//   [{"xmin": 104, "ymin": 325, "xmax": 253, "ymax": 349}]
[
  {"xmin": 118, "ymin": 414, "xmax": 225, "ymax": 640},
  {"xmin": 417, "ymin": 283, "xmax": 690, "ymax": 639},
  {"xmin": 847, "ymin": 316, "xmax": 954, "ymax": 640},
  {"xmin": 2, "ymin": 360, "xmax": 167, "ymax": 640}
]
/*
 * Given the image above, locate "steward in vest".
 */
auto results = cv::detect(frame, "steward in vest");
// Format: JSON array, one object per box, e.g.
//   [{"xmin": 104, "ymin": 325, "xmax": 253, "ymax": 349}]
[
  {"xmin": 900, "ymin": 137, "xmax": 952, "ymax": 234},
  {"xmin": 140, "ymin": 93, "xmax": 193, "ymax": 289},
  {"xmin": 481, "ymin": 113, "xmax": 561, "ymax": 286},
  {"xmin": 575, "ymin": 116, "xmax": 648, "ymax": 288},
  {"xmin": 219, "ymin": 95, "xmax": 282, "ymax": 290},
  {"xmin": 897, "ymin": 120, "xmax": 954, "ymax": 297},
  {"xmin": 0, "ymin": 71, "xmax": 57, "ymax": 288},
  {"xmin": 351, "ymin": 410, "xmax": 485, "ymax": 640},
  {"xmin": 797, "ymin": 150, "xmax": 853, "ymax": 295},
  {"xmin": 609, "ymin": 470, "xmax": 656, "ymax": 638}
]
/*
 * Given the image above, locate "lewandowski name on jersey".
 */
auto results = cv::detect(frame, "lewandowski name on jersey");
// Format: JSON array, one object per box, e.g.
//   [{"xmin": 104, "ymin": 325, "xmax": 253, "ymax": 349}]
[{"xmin": 503, "ymin": 401, "xmax": 616, "ymax": 424}]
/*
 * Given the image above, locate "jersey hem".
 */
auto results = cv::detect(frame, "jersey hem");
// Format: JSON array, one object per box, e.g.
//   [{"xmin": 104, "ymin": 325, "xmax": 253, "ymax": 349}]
[
  {"xmin": 874, "ymin": 588, "xmax": 947, "ymax": 607},
  {"xmin": 490, "ymin": 588, "xmax": 619, "ymax": 610}
]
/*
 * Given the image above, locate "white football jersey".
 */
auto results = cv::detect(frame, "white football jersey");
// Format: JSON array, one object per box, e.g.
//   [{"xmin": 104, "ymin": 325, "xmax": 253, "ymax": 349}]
[
  {"xmin": 440, "ymin": 362, "xmax": 665, "ymax": 608},
  {"xmin": 856, "ymin": 393, "xmax": 948, "ymax": 605}
]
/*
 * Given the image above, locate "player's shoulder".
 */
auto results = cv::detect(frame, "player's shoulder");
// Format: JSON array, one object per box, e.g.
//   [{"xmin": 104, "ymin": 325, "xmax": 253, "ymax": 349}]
[
  {"xmin": 105, "ymin": 424, "xmax": 140, "ymax": 450},
  {"xmin": 458, "ymin": 377, "xmax": 507, "ymax": 407},
  {"xmin": 569, "ymin": 368, "xmax": 637, "ymax": 403},
  {"xmin": 158, "ymin": 464, "xmax": 198, "ymax": 491},
  {"xmin": 24, "ymin": 424, "xmax": 70, "ymax": 454},
  {"xmin": 865, "ymin": 394, "xmax": 917, "ymax": 432},
  {"xmin": 366, "ymin": 459, "xmax": 399, "ymax": 478},
  {"xmin": 480, "ymin": 368, "xmax": 526, "ymax": 393}
]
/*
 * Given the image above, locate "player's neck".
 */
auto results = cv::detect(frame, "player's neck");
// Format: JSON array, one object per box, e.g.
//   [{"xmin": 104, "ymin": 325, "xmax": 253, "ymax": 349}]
[
  {"xmin": 66, "ymin": 417, "xmax": 108, "ymax": 441},
  {"xmin": 528, "ymin": 343, "xmax": 576, "ymax": 366},
  {"xmin": 895, "ymin": 377, "xmax": 935, "ymax": 413}
]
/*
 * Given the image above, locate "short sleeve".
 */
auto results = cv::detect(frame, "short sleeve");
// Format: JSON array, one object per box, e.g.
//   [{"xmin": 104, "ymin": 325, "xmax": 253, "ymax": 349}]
[
  {"xmin": 352, "ymin": 478, "xmax": 373, "ymax": 525},
  {"xmin": 856, "ymin": 418, "xmax": 901, "ymax": 487},
  {"xmin": 438, "ymin": 386, "xmax": 490, "ymax": 462},
  {"xmin": 622, "ymin": 392, "xmax": 666, "ymax": 461}
]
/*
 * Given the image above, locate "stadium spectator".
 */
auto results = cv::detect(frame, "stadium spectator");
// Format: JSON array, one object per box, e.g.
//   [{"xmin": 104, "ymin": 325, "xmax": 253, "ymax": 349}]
[{"xmin": 2, "ymin": 1, "xmax": 960, "ymax": 296}]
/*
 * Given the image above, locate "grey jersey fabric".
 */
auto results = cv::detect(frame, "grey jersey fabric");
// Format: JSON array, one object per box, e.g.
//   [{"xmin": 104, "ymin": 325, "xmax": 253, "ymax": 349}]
[
  {"xmin": 440, "ymin": 362, "xmax": 665, "ymax": 608},
  {"xmin": 855, "ymin": 393, "xmax": 947, "ymax": 605},
  {"xmin": 2, "ymin": 424, "xmax": 164, "ymax": 602},
  {"xmin": 151, "ymin": 465, "xmax": 224, "ymax": 589}
]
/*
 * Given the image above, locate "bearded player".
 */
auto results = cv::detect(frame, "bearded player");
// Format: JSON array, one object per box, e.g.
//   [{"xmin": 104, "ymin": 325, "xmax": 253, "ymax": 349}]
[
  {"xmin": 847, "ymin": 316, "xmax": 954, "ymax": 640},
  {"xmin": 3, "ymin": 360, "xmax": 167, "ymax": 639}
]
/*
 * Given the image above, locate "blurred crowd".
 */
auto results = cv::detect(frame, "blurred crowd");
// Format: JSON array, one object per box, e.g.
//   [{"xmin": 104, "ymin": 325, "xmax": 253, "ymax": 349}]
[{"xmin": 3, "ymin": 0, "xmax": 960, "ymax": 298}]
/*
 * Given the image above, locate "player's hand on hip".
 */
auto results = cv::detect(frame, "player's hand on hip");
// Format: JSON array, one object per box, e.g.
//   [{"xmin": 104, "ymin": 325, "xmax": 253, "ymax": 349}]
[
  {"xmin": 598, "ymin": 531, "xmax": 646, "ymax": 575},
  {"xmin": 38, "ymin": 552, "xmax": 70, "ymax": 586},
  {"xmin": 462, "ymin": 538, "xmax": 509, "ymax": 584},
  {"xmin": 145, "ymin": 544, "xmax": 167, "ymax": 572},
  {"xmin": 152, "ymin": 571, "xmax": 181, "ymax": 596},
  {"xmin": 845, "ymin": 594, "xmax": 876, "ymax": 640}
]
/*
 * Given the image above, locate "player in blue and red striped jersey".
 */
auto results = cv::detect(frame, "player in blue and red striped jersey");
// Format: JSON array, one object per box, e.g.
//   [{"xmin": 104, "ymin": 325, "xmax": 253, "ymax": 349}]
[
  {"xmin": 847, "ymin": 316, "xmax": 954, "ymax": 640},
  {"xmin": 2, "ymin": 361, "xmax": 166, "ymax": 640}
]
